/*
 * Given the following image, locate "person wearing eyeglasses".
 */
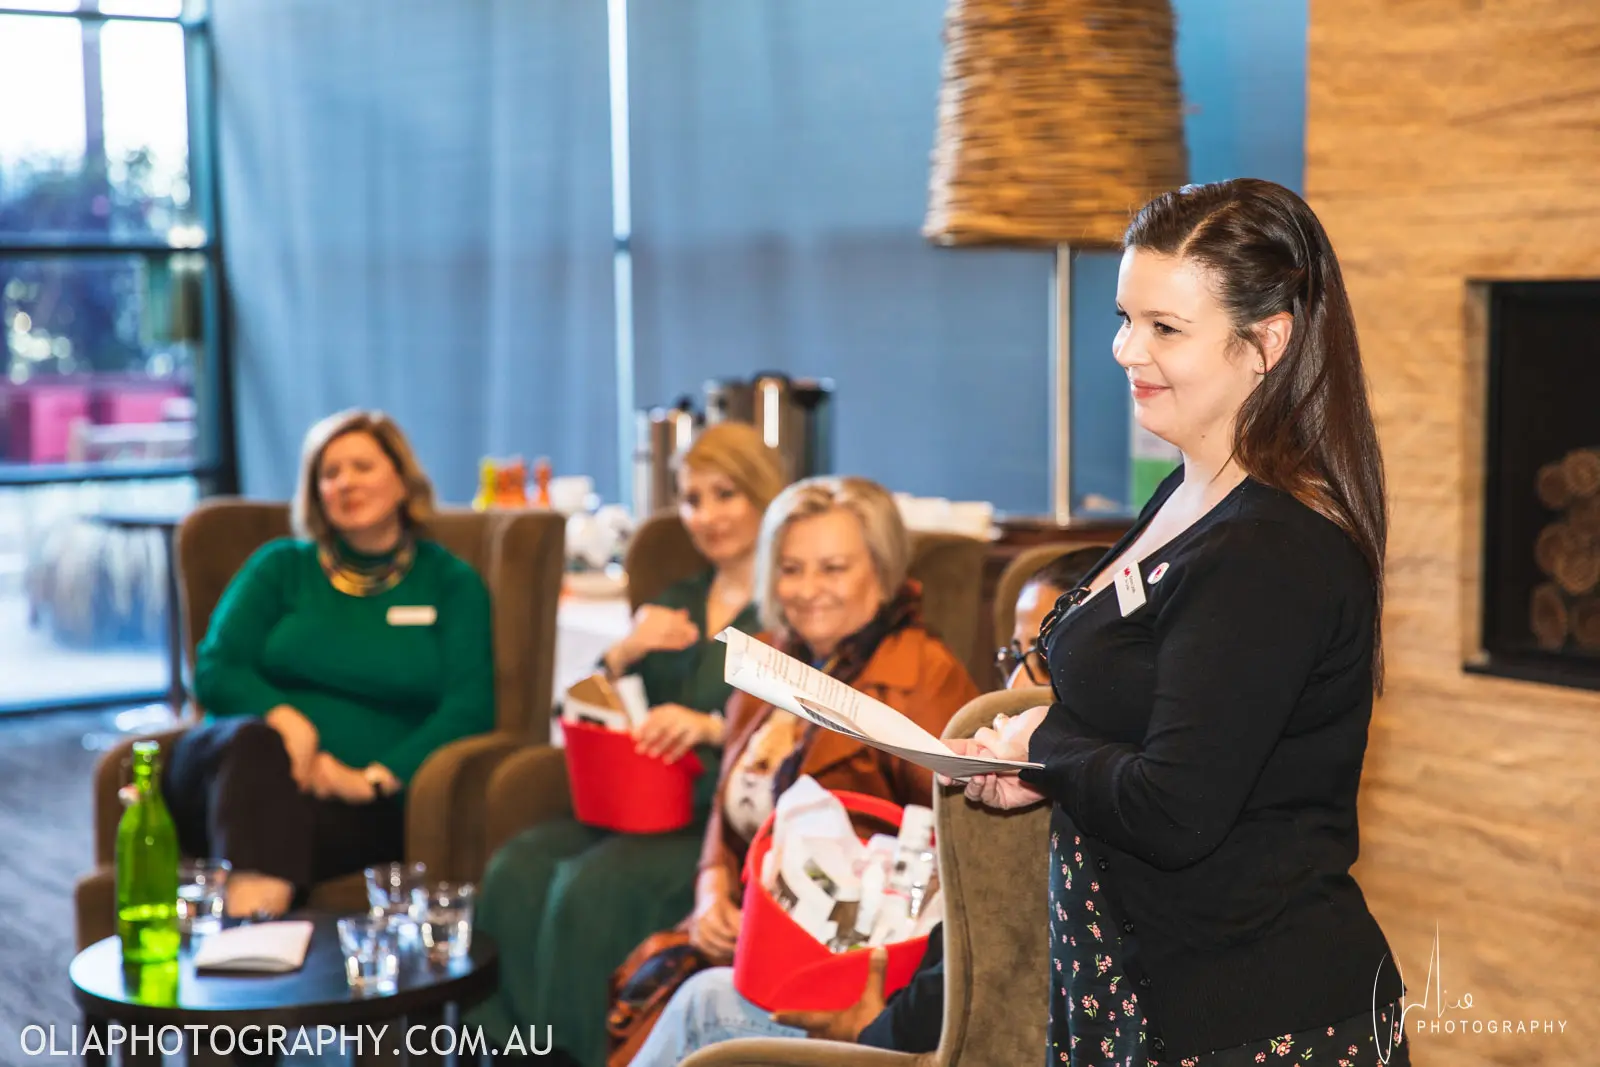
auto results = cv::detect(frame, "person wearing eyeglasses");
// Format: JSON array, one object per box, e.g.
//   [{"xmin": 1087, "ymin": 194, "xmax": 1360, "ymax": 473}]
[{"xmin": 996, "ymin": 548, "xmax": 1110, "ymax": 689}]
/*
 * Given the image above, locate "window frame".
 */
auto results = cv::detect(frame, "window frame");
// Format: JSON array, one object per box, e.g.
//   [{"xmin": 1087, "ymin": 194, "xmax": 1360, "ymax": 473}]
[
  {"xmin": 0, "ymin": 0, "xmax": 232, "ymax": 714},
  {"xmin": 0, "ymin": 0, "xmax": 234, "ymax": 492}
]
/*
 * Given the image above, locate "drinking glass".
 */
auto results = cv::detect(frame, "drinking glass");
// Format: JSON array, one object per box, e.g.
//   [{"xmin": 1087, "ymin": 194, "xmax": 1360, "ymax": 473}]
[
  {"xmin": 365, "ymin": 861, "xmax": 427, "ymax": 955},
  {"xmin": 412, "ymin": 881, "xmax": 474, "ymax": 966},
  {"xmin": 336, "ymin": 914, "xmax": 399, "ymax": 996},
  {"xmin": 176, "ymin": 858, "xmax": 230, "ymax": 936},
  {"xmin": 365, "ymin": 861, "xmax": 428, "ymax": 916}
]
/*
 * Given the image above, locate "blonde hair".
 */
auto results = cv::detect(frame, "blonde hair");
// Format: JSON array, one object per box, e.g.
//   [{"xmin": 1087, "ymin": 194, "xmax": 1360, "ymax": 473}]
[
  {"xmin": 755, "ymin": 476, "xmax": 910, "ymax": 635},
  {"xmin": 676, "ymin": 421, "xmax": 787, "ymax": 512},
  {"xmin": 292, "ymin": 409, "xmax": 437, "ymax": 547}
]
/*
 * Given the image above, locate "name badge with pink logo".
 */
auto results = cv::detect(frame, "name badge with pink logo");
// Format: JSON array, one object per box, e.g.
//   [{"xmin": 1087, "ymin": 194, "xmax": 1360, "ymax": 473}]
[{"xmin": 1114, "ymin": 564, "xmax": 1147, "ymax": 617}]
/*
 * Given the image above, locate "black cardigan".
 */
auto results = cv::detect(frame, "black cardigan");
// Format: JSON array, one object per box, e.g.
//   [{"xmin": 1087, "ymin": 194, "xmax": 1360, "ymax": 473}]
[{"xmin": 1020, "ymin": 470, "xmax": 1404, "ymax": 1057}]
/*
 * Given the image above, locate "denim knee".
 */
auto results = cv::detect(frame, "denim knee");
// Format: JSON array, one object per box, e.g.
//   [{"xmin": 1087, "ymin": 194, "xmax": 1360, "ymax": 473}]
[{"xmin": 677, "ymin": 968, "xmax": 742, "ymax": 1031}]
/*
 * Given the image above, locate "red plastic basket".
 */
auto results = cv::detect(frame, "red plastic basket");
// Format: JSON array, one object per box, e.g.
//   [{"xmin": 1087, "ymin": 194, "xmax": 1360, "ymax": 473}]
[
  {"xmin": 562, "ymin": 721, "xmax": 704, "ymax": 834},
  {"xmin": 732, "ymin": 789, "xmax": 931, "ymax": 1012}
]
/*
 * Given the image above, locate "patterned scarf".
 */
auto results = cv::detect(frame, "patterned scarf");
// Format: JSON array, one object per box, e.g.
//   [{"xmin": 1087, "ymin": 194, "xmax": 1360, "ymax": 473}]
[{"xmin": 770, "ymin": 580, "xmax": 925, "ymax": 799}]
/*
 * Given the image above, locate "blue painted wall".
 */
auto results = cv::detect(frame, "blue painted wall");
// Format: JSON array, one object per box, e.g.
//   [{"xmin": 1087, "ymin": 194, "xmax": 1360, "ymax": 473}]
[{"xmin": 1068, "ymin": 0, "xmax": 1309, "ymax": 512}]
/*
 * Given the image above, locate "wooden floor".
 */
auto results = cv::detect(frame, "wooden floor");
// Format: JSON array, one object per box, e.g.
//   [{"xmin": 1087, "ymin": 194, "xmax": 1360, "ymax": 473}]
[{"xmin": 0, "ymin": 708, "xmax": 146, "ymax": 1061}]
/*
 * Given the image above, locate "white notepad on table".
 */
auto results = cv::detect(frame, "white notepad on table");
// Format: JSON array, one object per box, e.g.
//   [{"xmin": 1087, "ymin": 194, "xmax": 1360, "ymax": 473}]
[{"xmin": 192, "ymin": 920, "xmax": 314, "ymax": 974}]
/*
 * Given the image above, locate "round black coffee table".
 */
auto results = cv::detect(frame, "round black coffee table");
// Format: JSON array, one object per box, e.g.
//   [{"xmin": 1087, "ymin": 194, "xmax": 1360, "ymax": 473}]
[{"xmin": 68, "ymin": 913, "xmax": 498, "ymax": 1066}]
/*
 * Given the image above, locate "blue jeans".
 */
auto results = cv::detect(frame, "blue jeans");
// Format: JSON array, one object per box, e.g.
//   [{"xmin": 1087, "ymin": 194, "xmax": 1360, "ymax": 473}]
[{"xmin": 629, "ymin": 967, "xmax": 805, "ymax": 1065}]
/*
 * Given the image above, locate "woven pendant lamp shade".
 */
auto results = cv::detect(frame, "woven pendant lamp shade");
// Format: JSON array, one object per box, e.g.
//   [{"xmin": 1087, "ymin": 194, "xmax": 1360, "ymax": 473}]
[{"xmin": 925, "ymin": 0, "xmax": 1189, "ymax": 249}]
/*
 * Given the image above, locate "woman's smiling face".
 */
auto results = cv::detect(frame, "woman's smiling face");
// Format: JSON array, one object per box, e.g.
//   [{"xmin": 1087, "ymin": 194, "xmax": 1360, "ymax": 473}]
[
  {"xmin": 1113, "ymin": 248, "xmax": 1263, "ymax": 456},
  {"xmin": 773, "ymin": 508, "xmax": 885, "ymax": 659}
]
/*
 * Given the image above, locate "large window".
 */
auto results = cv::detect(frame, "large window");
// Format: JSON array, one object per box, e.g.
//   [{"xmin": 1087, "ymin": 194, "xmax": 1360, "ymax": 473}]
[{"xmin": 0, "ymin": 0, "xmax": 226, "ymax": 712}]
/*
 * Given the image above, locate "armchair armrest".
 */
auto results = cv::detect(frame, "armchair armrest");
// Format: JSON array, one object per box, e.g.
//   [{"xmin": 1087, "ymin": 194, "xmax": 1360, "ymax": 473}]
[
  {"xmin": 406, "ymin": 732, "xmax": 527, "ymax": 882},
  {"xmin": 941, "ymin": 686, "xmax": 1053, "ymax": 743},
  {"xmin": 484, "ymin": 744, "xmax": 571, "ymax": 860},
  {"xmin": 928, "ymin": 686, "xmax": 1055, "ymax": 1066},
  {"xmin": 682, "ymin": 1039, "xmax": 919, "ymax": 1067}
]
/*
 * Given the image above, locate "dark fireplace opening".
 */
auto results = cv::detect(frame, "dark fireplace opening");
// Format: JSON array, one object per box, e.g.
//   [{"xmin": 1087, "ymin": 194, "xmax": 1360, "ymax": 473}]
[{"xmin": 1476, "ymin": 281, "xmax": 1600, "ymax": 691}]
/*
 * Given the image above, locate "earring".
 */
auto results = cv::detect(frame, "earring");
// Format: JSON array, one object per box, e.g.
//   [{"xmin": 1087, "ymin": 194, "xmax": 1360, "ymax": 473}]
[{"xmin": 1258, "ymin": 361, "xmax": 1267, "ymax": 374}]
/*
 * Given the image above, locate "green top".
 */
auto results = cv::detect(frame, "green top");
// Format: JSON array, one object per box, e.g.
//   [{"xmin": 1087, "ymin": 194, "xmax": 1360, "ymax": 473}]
[
  {"xmin": 631, "ymin": 568, "xmax": 759, "ymax": 713},
  {"xmin": 192, "ymin": 537, "xmax": 495, "ymax": 786},
  {"xmin": 630, "ymin": 568, "xmax": 759, "ymax": 815}
]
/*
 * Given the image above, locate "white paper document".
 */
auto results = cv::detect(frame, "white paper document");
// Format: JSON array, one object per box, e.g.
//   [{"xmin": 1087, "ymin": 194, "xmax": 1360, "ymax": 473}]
[
  {"xmin": 192, "ymin": 920, "xmax": 314, "ymax": 973},
  {"xmin": 716, "ymin": 628, "xmax": 1043, "ymax": 778}
]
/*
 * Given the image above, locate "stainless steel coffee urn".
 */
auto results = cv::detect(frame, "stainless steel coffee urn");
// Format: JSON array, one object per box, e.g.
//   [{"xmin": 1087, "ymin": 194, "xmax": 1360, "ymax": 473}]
[
  {"xmin": 703, "ymin": 373, "xmax": 835, "ymax": 481},
  {"xmin": 632, "ymin": 398, "xmax": 700, "ymax": 515}
]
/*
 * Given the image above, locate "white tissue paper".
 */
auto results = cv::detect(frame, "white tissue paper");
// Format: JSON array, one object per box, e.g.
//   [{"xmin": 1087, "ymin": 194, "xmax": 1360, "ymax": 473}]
[{"xmin": 761, "ymin": 778, "xmax": 941, "ymax": 953}]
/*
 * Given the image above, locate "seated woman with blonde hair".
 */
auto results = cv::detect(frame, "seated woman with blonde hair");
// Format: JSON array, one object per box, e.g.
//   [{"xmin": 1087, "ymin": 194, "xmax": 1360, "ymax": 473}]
[
  {"xmin": 163, "ymin": 409, "xmax": 494, "ymax": 918},
  {"xmin": 470, "ymin": 421, "xmax": 787, "ymax": 1067},
  {"xmin": 612, "ymin": 475, "xmax": 980, "ymax": 1066},
  {"xmin": 626, "ymin": 544, "xmax": 1109, "ymax": 1064}
]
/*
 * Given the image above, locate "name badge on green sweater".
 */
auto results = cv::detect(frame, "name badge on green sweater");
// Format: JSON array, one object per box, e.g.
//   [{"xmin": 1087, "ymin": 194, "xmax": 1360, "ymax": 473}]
[{"xmin": 387, "ymin": 605, "xmax": 437, "ymax": 626}]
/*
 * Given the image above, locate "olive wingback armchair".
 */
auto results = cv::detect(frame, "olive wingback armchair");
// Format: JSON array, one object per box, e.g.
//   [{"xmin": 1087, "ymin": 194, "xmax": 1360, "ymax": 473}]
[{"xmin": 73, "ymin": 499, "xmax": 565, "ymax": 949}]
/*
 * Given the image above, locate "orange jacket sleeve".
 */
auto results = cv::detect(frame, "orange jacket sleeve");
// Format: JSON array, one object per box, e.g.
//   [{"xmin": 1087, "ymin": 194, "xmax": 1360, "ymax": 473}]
[{"xmin": 883, "ymin": 637, "xmax": 980, "ymax": 806}]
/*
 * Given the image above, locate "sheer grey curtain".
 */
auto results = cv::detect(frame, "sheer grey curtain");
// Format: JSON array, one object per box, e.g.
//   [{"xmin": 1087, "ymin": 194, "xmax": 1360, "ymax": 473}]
[
  {"xmin": 214, "ymin": 0, "xmax": 618, "ymax": 503},
  {"xmin": 627, "ymin": 0, "xmax": 1056, "ymax": 514},
  {"xmin": 215, "ymin": 0, "xmax": 1243, "ymax": 514},
  {"xmin": 627, "ymin": 0, "xmax": 1310, "ymax": 515}
]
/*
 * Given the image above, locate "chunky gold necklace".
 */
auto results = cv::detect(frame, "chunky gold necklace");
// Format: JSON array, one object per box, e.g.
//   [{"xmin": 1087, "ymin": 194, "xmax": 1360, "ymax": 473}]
[{"xmin": 318, "ymin": 536, "xmax": 416, "ymax": 597}]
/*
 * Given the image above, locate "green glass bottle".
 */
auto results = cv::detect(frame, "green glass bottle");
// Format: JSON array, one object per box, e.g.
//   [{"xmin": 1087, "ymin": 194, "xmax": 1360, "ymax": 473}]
[{"xmin": 115, "ymin": 740, "xmax": 180, "ymax": 964}]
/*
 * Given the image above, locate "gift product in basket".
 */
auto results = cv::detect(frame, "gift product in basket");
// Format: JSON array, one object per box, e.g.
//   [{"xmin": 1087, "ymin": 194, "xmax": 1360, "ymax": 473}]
[
  {"xmin": 876, "ymin": 803, "xmax": 938, "ymax": 945},
  {"xmin": 756, "ymin": 782, "xmax": 942, "ymax": 955},
  {"xmin": 561, "ymin": 673, "xmax": 704, "ymax": 834},
  {"xmin": 733, "ymin": 787, "xmax": 935, "ymax": 1013},
  {"xmin": 564, "ymin": 673, "xmax": 649, "ymax": 732}
]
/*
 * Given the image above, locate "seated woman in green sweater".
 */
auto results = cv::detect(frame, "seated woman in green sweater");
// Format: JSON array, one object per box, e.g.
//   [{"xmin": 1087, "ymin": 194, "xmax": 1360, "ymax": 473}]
[
  {"xmin": 162, "ymin": 408, "xmax": 494, "ymax": 918},
  {"xmin": 471, "ymin": 421, "xmax": 786, "ymax": 1067}
]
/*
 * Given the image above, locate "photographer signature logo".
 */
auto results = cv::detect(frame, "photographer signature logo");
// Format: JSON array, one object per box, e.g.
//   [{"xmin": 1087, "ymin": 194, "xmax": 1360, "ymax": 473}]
[{"xmin": 1374, "ymin": 923, "xmax": 1568, "ymax": 1064}]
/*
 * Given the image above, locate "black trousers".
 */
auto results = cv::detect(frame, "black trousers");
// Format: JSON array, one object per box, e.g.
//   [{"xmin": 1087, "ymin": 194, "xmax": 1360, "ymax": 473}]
[{"xmin": 162, "ymin": 717, "xmax": 406, "ymax": 895}]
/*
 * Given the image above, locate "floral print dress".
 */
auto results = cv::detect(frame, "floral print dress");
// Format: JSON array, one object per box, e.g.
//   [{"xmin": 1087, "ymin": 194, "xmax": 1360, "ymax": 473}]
[{"xmin": 1048, "ymin": 816, "xmax": 1409, "ymax": 1067}]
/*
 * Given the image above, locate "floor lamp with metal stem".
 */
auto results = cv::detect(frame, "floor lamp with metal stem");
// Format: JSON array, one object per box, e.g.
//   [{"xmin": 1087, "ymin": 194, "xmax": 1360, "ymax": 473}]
[
  {"xmin": 1050, "ymin": 245, "xmax": 1073, "ymax": 525},
  {"xmin": 925, "ymin": 0, "xmax": 1188, "ymax": 524}
]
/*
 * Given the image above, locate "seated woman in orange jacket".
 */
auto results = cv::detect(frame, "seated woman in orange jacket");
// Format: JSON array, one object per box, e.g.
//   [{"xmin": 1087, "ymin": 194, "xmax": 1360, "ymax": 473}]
[{"xmin": 610, "ymin": 475, "xmax": 979, "ymax": 1065}]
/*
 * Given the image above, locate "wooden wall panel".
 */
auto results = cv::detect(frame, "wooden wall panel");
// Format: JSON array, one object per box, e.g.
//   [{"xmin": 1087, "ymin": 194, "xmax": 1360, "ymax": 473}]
[{"xmin": 1308, "ymin": 1, "xmax": 1600, "ymax": 1063}]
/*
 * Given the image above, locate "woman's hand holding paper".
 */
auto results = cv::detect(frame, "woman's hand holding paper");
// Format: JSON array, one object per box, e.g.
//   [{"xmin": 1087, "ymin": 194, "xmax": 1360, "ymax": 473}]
[{"xmin": 941, "ymin": 704, "xmax": 1049, "ymax": 811}]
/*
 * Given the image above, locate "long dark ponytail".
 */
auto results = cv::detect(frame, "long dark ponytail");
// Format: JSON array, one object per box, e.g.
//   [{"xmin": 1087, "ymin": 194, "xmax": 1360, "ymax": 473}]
[{"xmin": 1125, "ymin": 179, "xmax": 1387, "ymax": 690}]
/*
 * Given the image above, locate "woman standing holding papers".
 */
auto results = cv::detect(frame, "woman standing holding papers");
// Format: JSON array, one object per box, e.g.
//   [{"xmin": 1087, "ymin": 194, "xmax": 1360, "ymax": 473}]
[{"xmin": 955, "ymin": 180, "xmax": 1408, "ymax": 1066}]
